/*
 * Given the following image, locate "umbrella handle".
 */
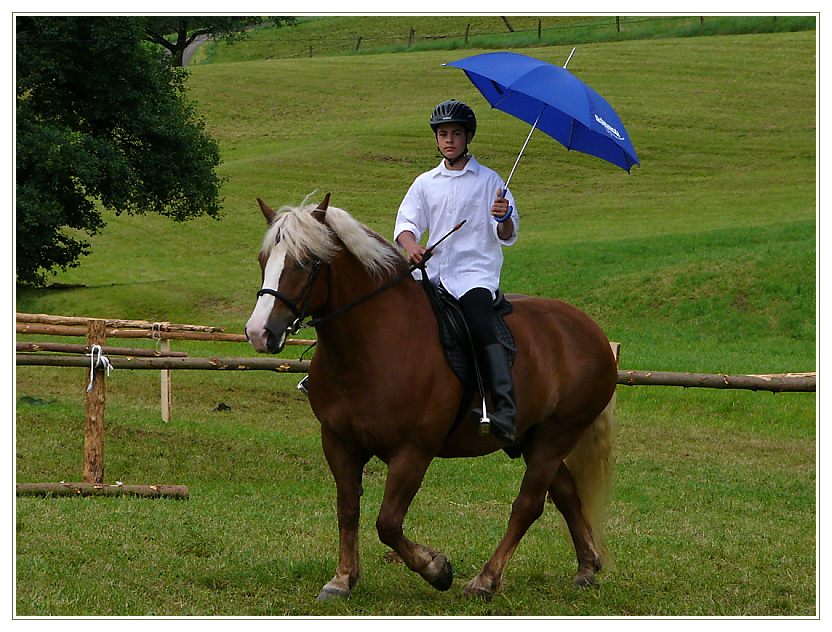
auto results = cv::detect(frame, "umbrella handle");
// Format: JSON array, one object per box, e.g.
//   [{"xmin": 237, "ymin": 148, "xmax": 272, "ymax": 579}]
[{"xmin": 495, "ymin": 188, "xmax": 513, "ymax": 221}]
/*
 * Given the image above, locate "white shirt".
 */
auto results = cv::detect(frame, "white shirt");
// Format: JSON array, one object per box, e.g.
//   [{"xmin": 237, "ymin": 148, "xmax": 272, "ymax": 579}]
[{"xmin": 394, "ymin": 156, "xmax": 519, "ymax": 300}]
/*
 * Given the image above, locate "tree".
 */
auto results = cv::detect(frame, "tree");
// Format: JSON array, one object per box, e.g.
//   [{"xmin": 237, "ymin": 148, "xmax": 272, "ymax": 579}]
[
  {"xmin": 143, "ymin": 16, "xmax": 296, "ymax": 66},
  {"xmin": 16, "ymin": 16, "xmax": 224, "ymax": 287}
]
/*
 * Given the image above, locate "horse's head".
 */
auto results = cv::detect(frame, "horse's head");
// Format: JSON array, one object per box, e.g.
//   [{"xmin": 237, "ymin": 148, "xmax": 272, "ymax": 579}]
[{"xmin": 245, "ymin": 194, "xmax": 333, "ymax": 354}]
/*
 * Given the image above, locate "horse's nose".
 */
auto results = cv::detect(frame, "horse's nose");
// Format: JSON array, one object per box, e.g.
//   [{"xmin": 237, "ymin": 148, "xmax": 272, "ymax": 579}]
[
  {"xmin": 246, "ymin": 320, "xmax": 271, "ymax": 353},
  {"xmin": 246, "ymin": 322, "xmax": 286, "ymax": 354}
]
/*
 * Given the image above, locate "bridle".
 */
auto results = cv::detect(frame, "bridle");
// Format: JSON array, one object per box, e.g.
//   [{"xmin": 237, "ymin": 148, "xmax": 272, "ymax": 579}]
[{"xmin": 256, "ymin": 258, "xmax": 322, "ymax": 334}]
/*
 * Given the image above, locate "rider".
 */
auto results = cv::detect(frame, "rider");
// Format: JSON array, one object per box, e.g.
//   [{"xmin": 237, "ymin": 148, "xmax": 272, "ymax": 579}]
[{"xmin": 394, "ymin": 99, "xmax": 520, "ymax": 443}]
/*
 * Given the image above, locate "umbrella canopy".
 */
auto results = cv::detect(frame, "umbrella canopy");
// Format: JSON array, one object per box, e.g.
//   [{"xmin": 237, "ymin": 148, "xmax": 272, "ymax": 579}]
[{"xmin": 446, "ymin": 51, "xmax": 639, "ymax": 174}]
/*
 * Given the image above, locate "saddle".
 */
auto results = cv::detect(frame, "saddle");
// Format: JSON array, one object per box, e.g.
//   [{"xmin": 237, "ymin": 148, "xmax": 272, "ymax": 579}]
[
  {"xmin": 421, "ymin": 279, "xmax": 523, "ymax": 458},
  {"xmin": 420, "ymin": 279, "xmax": 516, "ymax": 390}
]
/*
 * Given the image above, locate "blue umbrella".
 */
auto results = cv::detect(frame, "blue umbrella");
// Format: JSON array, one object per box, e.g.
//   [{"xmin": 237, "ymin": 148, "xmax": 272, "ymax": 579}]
[{"xmin": 446, "ymin": 49, "xmax": 639, "ymax": 187}]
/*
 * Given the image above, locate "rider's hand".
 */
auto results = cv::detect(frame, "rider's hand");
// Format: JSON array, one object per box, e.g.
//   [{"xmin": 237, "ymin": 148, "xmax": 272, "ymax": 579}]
[
  {"xmin": 405, "ymin": 242, "xmax": 427, "ymax": 265},
  {"xmin": 490, "ymin": 187, "xmax": 510, "ymax": 220},
  {"xmin": 397, "ymin": 231, "xmax": 427, "ymax": 265}
]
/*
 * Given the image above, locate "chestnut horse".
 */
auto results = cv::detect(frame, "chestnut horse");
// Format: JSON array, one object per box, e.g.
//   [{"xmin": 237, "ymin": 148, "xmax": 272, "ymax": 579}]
[{"xmin": 245, "ymin": 194, "xmax": 618, "ymax": 601}]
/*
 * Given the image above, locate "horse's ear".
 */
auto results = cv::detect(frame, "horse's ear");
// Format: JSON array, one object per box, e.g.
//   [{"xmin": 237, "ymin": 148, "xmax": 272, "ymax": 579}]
[
  {"xmin": 312, "ymin": 192, "xmax": 331, "ymax": 223},
  {"xmin": 257, "ymin": 198, "xmax": 276, "ymax": 224},
  {"xmin": 317, "ymin": 193, "xmax": 331, "ymax": 211}
]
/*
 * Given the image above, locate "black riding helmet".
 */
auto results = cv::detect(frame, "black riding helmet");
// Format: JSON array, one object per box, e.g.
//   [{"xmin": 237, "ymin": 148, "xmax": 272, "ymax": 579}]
[{"xmin": 429, "ymin": 100, "xmax": 477, "ymax": 139}]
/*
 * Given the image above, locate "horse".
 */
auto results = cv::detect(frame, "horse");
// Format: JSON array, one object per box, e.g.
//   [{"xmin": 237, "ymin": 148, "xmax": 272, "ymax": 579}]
[{"xmin": 245, "ymin": 193, "xmax": 619, "ymax": 601}]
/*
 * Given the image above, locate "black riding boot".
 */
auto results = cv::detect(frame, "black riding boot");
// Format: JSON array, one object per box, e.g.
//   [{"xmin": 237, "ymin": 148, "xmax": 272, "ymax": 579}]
[{"xmin": 477, "ymin": 343, "xmax": 518, "ymax": 443}]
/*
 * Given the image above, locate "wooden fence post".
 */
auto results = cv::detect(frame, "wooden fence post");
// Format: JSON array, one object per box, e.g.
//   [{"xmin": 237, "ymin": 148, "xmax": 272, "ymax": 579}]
[
  {"xmin": 161, "ymin": 339, "xmax": 172, "ymax": 422},
  {"xmin": 84, "ymin": 319, "xmax": 106, "ymax": 484}
]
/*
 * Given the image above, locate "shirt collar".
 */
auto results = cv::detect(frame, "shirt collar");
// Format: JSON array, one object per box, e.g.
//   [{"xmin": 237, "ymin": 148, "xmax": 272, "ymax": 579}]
[{"xmin": 435, "ymin": 155, "xmax": 480, "ymax": 178}]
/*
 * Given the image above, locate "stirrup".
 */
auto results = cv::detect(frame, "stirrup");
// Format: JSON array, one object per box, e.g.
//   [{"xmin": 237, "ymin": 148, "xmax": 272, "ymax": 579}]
[
  {"xmin": 477, "ymin": 395, "xmax": 491, "ymax": 435},
  {"xmin": 297, "ymin": 375, "xmax": 310, "ymax": 395}
]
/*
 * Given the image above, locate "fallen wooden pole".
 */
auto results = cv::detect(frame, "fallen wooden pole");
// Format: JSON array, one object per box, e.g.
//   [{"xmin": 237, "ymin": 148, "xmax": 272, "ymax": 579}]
[
  {"xmin": 616, "ymin": 370, "xmax": 815, "ymax": 393},
  {"xmin": 16, "ymin": 482, "xmax": 189, "ymax": 499},
  {"xmin": 16, "ymin": 341, "xmax": 188, "ymax": 358},
  {"xmin": 16, "ymin": 353, "xmax": 311, "ymax": 373}
]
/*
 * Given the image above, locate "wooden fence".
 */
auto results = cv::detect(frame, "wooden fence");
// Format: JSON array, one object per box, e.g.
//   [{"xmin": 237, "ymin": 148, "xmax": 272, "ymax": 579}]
[
  {"xmin": 15, "ymin": 312, "xmax": 815, "ymax": 498},
  {"xmin": 15, "ymin": 312, "xmax": 314, "ymax": 498}
]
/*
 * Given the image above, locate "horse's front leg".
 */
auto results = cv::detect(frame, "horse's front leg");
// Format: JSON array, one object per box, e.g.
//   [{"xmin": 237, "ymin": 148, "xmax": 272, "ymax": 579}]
[
  {"xmin": 376, "ymin": 449, "xmax": 453, "ymax": 592},
  {"xmin": 464, "ymin": 443, "xmax": 562, "ymax": 600},
  {"xmin": 316, "ymin": 427, "xmax": 370, "ymax": 601}
]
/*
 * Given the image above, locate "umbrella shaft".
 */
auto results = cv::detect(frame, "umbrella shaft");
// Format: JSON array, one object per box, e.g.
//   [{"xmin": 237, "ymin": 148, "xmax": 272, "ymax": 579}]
[{"xmin": 505, "ymin": 107, "xmax": 543, "ymax": 192}]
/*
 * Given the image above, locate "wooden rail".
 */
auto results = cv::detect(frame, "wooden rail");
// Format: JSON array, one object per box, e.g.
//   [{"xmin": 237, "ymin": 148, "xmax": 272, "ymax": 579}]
[
  {"xmin": 17, "ymin": 353, "xmax": 311, "ymax": 373},
  {"xmin": 617, "ymin": 370, "xmax": 815, "ymax": 393}
]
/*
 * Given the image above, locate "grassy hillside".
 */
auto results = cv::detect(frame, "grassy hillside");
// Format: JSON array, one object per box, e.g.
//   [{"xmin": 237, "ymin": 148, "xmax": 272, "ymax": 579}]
[
  {"xmin": 15, "ymin": 31, "xmax": 816, "ymax": 616},
  {"xmin": 17, "ymin": 31, "xmax": 816, "ymax": 372}
]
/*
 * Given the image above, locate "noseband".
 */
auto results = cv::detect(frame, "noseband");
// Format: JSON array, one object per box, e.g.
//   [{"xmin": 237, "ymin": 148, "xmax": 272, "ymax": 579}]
[{"xmin": 256, "ymin": 258, "xmax": 322, "ymax": 334}]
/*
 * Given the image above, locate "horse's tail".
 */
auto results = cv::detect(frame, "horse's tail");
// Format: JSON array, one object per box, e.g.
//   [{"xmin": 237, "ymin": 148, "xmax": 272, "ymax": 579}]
[{"xmin": 562, "ymin": 389, "xmax": 616, "ymax": 567}]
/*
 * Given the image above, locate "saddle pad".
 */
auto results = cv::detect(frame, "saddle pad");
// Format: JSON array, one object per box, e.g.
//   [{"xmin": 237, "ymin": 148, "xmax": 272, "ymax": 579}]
[{"xmin": 421, "ymin": 279, "xmax": 516, "ymax": 389}]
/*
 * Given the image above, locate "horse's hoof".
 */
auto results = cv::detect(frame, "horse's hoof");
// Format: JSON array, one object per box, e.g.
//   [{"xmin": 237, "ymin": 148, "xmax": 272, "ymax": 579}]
[
  {"xmin": 316, "ymin": 585, "xmax": 350, "ymax": 601},
  {"xmin": 463, "ymin": 577, "xmax": 494, "ymax": 601},
  {"xmin": 425, "ymin": 554, "xmax": 453, "ymax": 591},
  {"xmin": 573, "ymin": 570, "xmax": 597, "ymax": 589}
]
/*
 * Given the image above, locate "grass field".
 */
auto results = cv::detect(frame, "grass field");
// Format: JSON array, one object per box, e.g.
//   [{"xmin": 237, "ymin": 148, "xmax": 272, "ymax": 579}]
[{"xmin": 14, "ymin": 24, "xmax": 817, "ymax": 617}]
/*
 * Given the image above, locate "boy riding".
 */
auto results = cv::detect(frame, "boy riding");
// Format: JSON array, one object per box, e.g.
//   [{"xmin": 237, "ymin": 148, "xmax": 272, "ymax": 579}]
[{"xmin": 394, "ymin": 99, "xmax": 520, "ymax": 442}]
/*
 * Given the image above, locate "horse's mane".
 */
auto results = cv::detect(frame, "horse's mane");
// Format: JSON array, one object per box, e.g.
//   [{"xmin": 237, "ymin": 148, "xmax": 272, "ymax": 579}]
[{"xmin": 262, "ymin": 200, "xmax": 406, "ymax": 279}]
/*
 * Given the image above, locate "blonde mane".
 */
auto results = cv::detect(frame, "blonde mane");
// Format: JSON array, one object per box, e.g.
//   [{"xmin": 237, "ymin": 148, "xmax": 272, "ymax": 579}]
[{"xmin": 261, "ymin": 201, "xmax": 405, "ymax": 278}]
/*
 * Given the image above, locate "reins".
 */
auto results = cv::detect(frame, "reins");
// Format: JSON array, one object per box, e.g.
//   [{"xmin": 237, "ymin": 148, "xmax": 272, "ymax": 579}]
[
  {"xmin": 301, "ymin": 260, "xmax": 418, "ymax": 330},
  {"xmin": 303, "ymin": 219, "xmax": 467, "ymax": 330},
  {"xmin": 256, "ymin": 220, "xmax": 466, "ymax": 335}
]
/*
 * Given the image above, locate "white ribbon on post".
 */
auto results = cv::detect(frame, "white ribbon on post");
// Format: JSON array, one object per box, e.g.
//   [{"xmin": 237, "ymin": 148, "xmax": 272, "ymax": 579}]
[{"xmin": 86, "ymin": 344, "xmax": 113, "ymax": 392}]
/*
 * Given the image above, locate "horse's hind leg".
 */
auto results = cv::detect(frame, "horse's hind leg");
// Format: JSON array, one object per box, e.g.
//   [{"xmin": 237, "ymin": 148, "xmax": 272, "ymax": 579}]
[
  {"xmin": 376, "ymin": 449, "xmax": 453, "ymax": 592},
  {"xmin": 317, "ymin": 429, "xmax": 371, "ymax": 601},
  {"xmin": 548, "ymin": 463, "xmax": 602, "ymax": 587}
]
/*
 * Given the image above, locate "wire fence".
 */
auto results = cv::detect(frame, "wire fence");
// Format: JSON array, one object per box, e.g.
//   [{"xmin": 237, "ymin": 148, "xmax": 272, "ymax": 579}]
[{"xmin": 232, "ymin": 16, "xmax": 718, "ymax": 60}]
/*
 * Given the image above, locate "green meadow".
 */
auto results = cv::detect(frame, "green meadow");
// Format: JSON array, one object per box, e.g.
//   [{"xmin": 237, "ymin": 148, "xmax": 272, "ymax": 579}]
[{"xmin": 15, "ymin": 25, "xmax": 816, "ymax": 616}]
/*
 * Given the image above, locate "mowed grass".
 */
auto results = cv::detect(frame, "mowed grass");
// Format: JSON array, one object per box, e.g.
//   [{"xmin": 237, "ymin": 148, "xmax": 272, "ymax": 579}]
[{"xmin": 15, "ymin": 30, "xmax": 816, "ymax": 616}]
